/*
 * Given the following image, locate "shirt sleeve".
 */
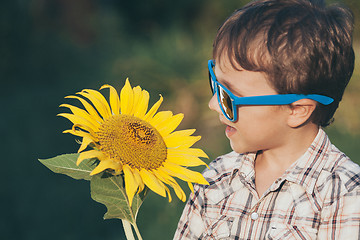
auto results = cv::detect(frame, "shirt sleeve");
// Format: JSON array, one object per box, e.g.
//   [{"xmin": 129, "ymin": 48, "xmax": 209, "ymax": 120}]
[
  {"xmin": 317, "ymin": 183, "xmax": 360, "ymax": 239},
  {"xmin": 173, "ymin": 184, "xmax": 207, "ymax": 240}
]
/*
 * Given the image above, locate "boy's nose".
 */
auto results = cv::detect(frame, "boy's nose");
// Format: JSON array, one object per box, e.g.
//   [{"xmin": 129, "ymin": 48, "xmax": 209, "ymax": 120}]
[{"xmin": 208, "ymin": 94, "xmax": 222, "ymax": 114}]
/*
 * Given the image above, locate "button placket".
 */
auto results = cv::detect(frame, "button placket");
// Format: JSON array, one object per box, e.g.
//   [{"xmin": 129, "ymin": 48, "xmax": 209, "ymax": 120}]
[
  {"xmin": 251, "ymin": 212, "xmax": 259, "ymax": 220},
  {"xmin": 250, "ymin": 201, "xmax": 261, "ymax": 221}
]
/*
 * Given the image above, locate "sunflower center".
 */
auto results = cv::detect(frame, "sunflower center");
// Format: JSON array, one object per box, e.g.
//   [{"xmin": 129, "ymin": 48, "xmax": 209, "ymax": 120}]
[{"xmin": 97, "ymin": 115, "xmax": 167, "ymax": 170}]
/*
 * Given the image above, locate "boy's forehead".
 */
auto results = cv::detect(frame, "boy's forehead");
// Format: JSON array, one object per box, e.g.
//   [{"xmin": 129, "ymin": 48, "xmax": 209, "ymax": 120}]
[{"xmin": 214, "ymin": 54, "xmax": 276, "ymax": 94}]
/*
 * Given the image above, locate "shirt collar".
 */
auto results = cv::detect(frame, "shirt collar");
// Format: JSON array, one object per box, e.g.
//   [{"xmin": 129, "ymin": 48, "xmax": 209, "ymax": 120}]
[
  {"xmin": 230, "ymin": 128, "xmax": 331, "ymax": 195},
  {"xmin": 231, "ymin": 152, "xmax": 257, "ymax": 184},
  {"xmin": 283, "ymin": 128, "xmax": 330, "ymax": 194}
]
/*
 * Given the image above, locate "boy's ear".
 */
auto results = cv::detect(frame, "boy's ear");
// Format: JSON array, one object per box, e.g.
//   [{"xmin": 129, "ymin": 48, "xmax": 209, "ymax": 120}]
[{"xmin": 287, "ymin": 99, "xmax": 317, "ymax": 128}]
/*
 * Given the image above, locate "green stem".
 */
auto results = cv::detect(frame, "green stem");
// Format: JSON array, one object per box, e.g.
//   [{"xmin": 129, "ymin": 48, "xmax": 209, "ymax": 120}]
[
  {"xmin": 121, "ymin": 219, "xmax": 143, "ymax": 240},
  {"xmin": 122, "ymin": 219, "xmax": 135, "ymax": 240},
  {"xmin": 132, "ymin": 221, "xmax": 143, "ymax": 240}
]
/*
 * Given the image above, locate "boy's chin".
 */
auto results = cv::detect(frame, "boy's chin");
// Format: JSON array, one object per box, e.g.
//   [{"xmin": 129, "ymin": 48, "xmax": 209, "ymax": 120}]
[
  {"xmin": 230, "ymin": 141, "xmax": 260, "ymax": 154},
  {"xmin": 230, "ymin": 142, "xmax": 247, "ymax": 154}
]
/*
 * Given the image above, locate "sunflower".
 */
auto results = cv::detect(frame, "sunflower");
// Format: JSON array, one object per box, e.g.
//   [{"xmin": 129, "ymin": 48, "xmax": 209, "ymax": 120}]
[{"xmin": 59, "ymin": 79, "xmax": 209, "ymax": 206}]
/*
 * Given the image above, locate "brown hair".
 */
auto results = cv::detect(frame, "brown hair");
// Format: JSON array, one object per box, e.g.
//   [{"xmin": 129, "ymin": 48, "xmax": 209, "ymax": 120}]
[{"xmin": 213, "ymin": 0, "xmax": 354, "ymax": 127}]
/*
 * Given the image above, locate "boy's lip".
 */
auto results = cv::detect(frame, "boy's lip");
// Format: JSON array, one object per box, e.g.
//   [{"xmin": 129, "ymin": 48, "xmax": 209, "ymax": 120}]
[
  {"xmin": 226, "ymin": 124, "xmax": 236, "ymax": 133},
  {"xmin": 219, "ymin": 116, "xmax": 237, "ymax": 137}
]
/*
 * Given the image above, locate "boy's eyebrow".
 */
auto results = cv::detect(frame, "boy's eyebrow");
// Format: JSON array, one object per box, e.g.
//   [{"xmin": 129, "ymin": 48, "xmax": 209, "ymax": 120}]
[
  {"xmin": 218, "ymin": 76, "xmax": 245, "ymax": 97},
  {"xmin": 215, "ymin": 61, "xmax": 246, "ymax": 97},
  {"xmin": 213, "ymin": 62, "xmax": 245, "ymax": 97}
]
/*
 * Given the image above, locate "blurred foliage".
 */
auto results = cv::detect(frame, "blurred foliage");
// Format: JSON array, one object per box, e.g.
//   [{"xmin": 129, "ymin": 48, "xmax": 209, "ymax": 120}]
[{"xmin": 1, "ymin": 0, "xmax": 359, "ymax": 239}]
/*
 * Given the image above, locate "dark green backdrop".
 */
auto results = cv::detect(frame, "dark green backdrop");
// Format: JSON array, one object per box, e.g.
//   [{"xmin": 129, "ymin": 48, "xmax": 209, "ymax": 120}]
[{"xmin": 1, "ymin": 0, "xmax": 359, "ymax": 239}]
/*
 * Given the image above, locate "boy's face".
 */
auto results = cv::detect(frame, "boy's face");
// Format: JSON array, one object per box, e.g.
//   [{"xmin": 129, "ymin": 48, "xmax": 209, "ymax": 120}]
[{"xmin": 208, "ymin": 58, "xmax": 291, "ymax": 154}]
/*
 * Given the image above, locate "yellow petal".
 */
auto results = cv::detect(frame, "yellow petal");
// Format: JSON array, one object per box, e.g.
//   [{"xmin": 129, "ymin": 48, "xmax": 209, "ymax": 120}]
[
  {"xmin": 78, "ymin": 136, "xmax": 94, "ymax": 153},
  {"xmin": 143, "ymin": 95, "xmax": 163, "ymax": 121},
  {"xmin": 77, "ymin": 150, "xmax": 106, "ymax": 165},
  {"xmin": 90, "ymin": 159, "xmax": 122, "ymax": 176},
  {"xmin": 132, "ymin": 169, "xmax": 145, "ymax": 192},
  {"xmin": 152, "ymin": 170, "xmax": 172, "ymax": 202},
  {"xmin": 164, "ymin": 186, "xmax": 172, "ymax": 202},
  {"xmin": 155, "ymin": 169, "xmax": 185, "ymax": 202},
  {"xmin": 82, "ymin": 89, "xmax": 112, "ymax": 117},
  {"xmin": 60, "ymin": 104, "xmax": 101, "ymax": 129},
  {"xmin": 120, "ymin": 78, "xmax": 134, "ymax": 115},
  {"xmin": 139, "ymin": 169, "xmax": 166, "ymax": 197},
  {"xmin": 58, "ymin": 113, "xmax": 98, "ymax": 132},
  {"xmin": 123, "ymin": 165, "xmax": 139, "ymax": 207},
  {"xmin": 100, "ymin": 84, "xmax": 120, "ymax": 115},
  {"xmin": 65, "ymin": 95, "xmax": 103, "ymax": 123},
  {"xmin": 131, "ymin": 86, "xmax": 142, "ymax": 115},
  {"xmin": 77, "ymin": 91, "xmax": 110, "ymax": 119},
  {"xmin": 164, "ymin": 134, "xmax": 201, "ymax": 148},
  {"xmin": 64, "ymin": 123, "xmax": 98, "ymax": 140},
  {"xmin": 149, "ymin": 111, "xmax": 173, "ymax": 127},
  {"xmin": 171, "ymin": 181, "xmax": 186, "ymax": 202},
  {"xmin": 63, "ymin": 127, "xmax": 98, "ymax": 142},
  {"xmin": 133, "ymin": 90, "xmax": 149, "ymax": 119},
  {"xmin": 168, "ymin": 148, "xmax": 209, "ymax": 158},
  {"xmin": 166, "ymin": 152, "xmax": 207, "ymax": 167},
  {"xmin": 162, "ymin": 162, "xmax": 209, "ymax": 185},
  {"xmin": 156, "ymin": 113, "xmax": 184, "ymax": 137},
  {"xmin": 165, "ymin": 129, "xmax": 196, "ymax": 138},
  {"xmin": 187, "ymin": 182, "xmax": 194, "ymax": 193}
]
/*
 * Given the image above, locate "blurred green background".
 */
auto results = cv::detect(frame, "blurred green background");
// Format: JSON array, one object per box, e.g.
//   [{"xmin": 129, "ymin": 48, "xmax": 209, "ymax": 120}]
[{"xmin": 1, "ymin": 0, "xmax": 359, "ymax": 239}]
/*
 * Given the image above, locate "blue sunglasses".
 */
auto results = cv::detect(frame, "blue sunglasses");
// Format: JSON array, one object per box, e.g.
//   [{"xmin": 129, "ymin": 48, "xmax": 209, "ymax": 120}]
[{"xmin": 208, "ymin": 59, "xmax": 334, "ymax": 122}]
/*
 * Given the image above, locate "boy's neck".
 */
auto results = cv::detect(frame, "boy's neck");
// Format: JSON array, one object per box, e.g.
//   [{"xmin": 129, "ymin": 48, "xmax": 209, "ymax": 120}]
[
  {"xmin": 254, "ymin": 124, "xmax": 319, "ymax": 196},
  {"xmin": 261, "ymin": 123, "xmax": 319, "ymax": 168}
]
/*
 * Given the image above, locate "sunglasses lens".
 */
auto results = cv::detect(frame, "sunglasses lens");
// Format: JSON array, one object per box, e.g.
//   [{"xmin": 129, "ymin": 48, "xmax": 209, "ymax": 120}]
[
  {"xmin": 217, "ymin": 84, "xmax": 234, "ymax": 120},
  {"xmin": 208, "ymin": 60, "xmax": 235, "ymax": 121},
  {"xmin": 208, "ymin": 72, "xmax": 215, "ymax": 95}
]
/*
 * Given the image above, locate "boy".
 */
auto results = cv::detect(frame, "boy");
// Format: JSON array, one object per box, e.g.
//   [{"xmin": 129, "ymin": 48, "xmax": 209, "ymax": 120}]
[{"xmin": 174, "ymin": 0, "xmax": 360, "ymax": 239}]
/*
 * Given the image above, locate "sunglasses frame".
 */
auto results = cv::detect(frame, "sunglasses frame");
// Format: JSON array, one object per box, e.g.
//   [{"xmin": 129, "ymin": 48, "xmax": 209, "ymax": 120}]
[{"xmin": 208, "ymin": 59, "xmax": 334, "ymax": 122}]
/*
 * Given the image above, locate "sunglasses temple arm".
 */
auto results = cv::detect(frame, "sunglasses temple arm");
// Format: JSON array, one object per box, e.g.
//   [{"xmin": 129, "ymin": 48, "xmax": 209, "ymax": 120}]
[{"xmin": 233, "ymin": 94, "xmax": 334, "ymax": 105}]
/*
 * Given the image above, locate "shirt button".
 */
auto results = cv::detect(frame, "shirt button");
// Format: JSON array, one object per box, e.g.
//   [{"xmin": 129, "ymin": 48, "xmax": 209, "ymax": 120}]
[{"xmin": 251, "ymin": 212, "xmax": 259, "ymax": 220}]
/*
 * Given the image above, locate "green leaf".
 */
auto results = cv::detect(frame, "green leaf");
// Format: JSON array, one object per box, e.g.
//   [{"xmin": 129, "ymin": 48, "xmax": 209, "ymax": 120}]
[
  {"xmin": 90, "ymin": 173, "xmax": 148, "ymax": 224},
  {"xmin": 38, "ymin": 153, "xmax": 95, "ymax": 180}
]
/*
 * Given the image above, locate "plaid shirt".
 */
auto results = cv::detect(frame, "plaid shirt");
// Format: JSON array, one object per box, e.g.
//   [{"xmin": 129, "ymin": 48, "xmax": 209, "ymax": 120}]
[{"xmin": 174, "ymin": 129, "xmax": 360, "ymax": 239}]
